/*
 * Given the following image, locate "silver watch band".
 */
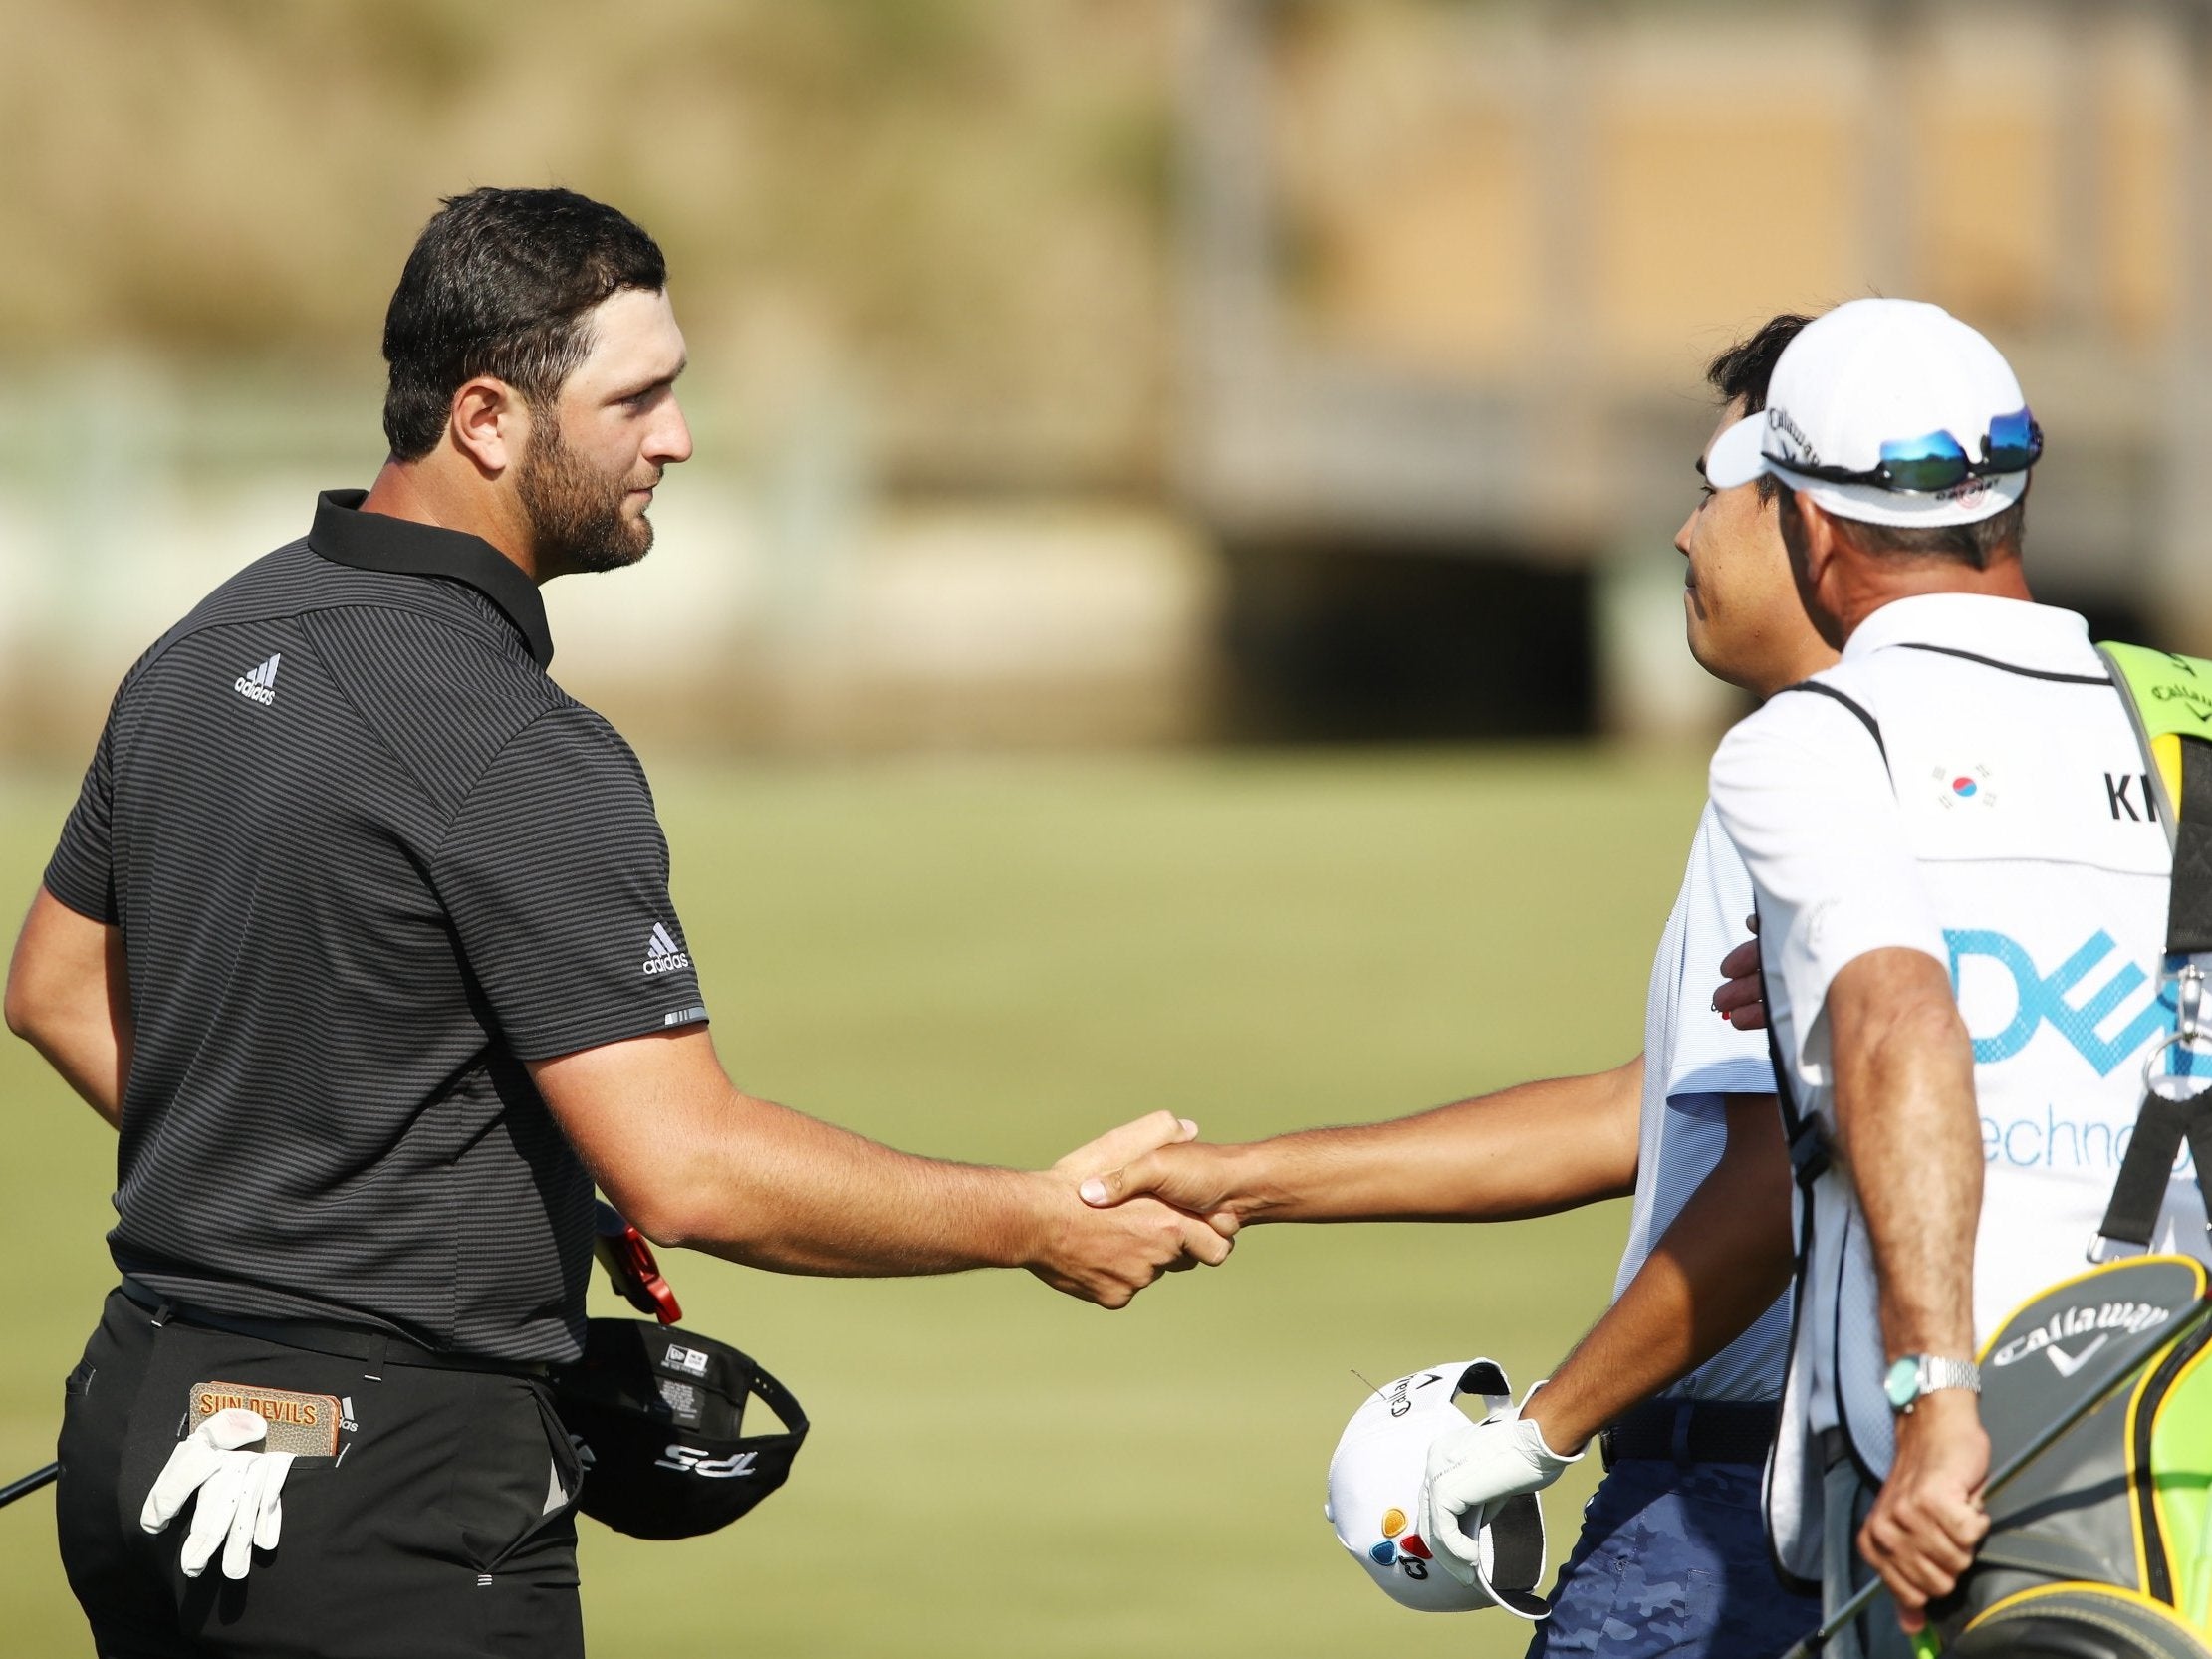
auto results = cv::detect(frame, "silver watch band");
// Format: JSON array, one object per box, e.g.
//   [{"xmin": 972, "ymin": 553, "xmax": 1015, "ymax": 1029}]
[{"xmin": 1918, "ymin": 1355, "xmax": 1981, "ymax": 1397}]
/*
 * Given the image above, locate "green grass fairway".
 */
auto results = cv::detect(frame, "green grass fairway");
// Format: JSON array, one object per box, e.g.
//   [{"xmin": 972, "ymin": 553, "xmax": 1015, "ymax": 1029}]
[{"xmin": 0, "ymin": 747, "xmax": 1717, "ymax": 1658}]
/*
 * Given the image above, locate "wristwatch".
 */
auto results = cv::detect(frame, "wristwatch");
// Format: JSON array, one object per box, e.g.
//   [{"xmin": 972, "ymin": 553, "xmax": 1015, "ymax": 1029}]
[{"xmin": 1883, "ymin": 1354, "xmax": 1980, "ymax": 1414}]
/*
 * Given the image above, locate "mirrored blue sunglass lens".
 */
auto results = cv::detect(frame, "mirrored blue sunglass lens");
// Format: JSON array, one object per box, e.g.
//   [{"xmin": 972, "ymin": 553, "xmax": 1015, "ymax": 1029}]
[
  {"xmin": 1984, "ymin": 408, "xmax": 2040, "ymax": 470},
  {"xmin": 1878, "ymin": 430, "xmax": 1969, "ymax": 491}
]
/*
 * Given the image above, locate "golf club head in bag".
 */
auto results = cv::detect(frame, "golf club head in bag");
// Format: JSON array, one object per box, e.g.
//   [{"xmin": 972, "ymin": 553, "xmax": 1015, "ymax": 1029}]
[{"xmin": 551, "ymin": 1318, "xmax": 808, "ymax": 1540}]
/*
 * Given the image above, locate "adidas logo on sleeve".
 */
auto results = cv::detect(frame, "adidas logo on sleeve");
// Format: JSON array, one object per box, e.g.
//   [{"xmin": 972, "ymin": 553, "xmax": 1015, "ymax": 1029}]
[
  {"xmin": 234, "ymin": 654, "xmax": 282, "ymax": 706},
  {"xmin": 641, "ymin": 922, "xmax": 692, "ymax": 975}
]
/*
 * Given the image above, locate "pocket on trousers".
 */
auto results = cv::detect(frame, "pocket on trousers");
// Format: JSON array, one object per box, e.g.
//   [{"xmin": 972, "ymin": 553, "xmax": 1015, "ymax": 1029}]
[{"xmin": 449, "ymin": 1380, "xmax": 584, "ymax": 1576}]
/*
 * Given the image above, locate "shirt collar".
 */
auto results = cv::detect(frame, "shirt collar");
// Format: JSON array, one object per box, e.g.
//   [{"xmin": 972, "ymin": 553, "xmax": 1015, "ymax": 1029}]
[
  {"xmin": 307, "ymin": 489, "xmax": 555, "ymax": 669},
  {"xmin": 1842, "ymin": 592, "xmax": 2093, "ymax": 675}
]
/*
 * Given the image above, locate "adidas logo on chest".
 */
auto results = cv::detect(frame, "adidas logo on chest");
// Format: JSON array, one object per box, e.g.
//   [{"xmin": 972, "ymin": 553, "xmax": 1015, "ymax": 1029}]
[
  {"xmin": 234, "ymin": 654, "xmax": 281, "ymax": 707},
  {"xmin": 641, "ymin": 922, "xmax": 692, "ymax": 975}
]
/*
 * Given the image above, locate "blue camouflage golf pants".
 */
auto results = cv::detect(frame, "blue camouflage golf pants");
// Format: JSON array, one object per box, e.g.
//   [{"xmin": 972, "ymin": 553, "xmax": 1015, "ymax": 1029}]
[{"xmin": 1524, "ymin": 1458, "xmax": 1818, "ymax": 1659}]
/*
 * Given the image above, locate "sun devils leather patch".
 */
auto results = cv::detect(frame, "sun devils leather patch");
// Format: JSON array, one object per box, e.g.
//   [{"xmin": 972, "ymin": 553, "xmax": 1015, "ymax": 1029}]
[{"xmin": 187, "ymin": 1380, "xmax": 343, "ymax": 1457}]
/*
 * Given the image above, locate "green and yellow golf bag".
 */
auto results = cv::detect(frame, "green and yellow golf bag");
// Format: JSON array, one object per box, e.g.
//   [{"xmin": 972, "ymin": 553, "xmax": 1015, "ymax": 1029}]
[{"xmin": 1936, "ymin": 1255, "xmax": 2212, "ymax": 1656}]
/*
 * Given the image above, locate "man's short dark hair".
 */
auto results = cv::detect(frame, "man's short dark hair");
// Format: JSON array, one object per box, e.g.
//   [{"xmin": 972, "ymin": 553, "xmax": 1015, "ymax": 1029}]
[
  {"xmin": 1706, "ymin": 313, "xmax": 1811, "ymax": 503},
  {"xmin": 1828, "ymin": 493, "xmax": 2027, "ymax": 572},
  {"xmin": 381, "ymin": 188, "xmax": 667, "ymax": 461}
]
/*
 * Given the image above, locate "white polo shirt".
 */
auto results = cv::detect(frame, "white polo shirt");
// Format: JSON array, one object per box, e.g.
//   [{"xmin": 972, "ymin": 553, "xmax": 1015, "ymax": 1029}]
[
  {"xmin": 1609, "ymin": 801, "xmax": 1790, "ymax": 1403},
  {"xmin": 1709, "ymin": 592, "xmax": 2204, "ymax": 1571}
]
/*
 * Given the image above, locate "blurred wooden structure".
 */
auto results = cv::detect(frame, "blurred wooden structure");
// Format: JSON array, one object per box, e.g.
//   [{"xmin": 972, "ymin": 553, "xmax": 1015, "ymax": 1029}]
[{"xmin": 1176, "ymin": 0, "xmax": 2212, "ymax": 664}]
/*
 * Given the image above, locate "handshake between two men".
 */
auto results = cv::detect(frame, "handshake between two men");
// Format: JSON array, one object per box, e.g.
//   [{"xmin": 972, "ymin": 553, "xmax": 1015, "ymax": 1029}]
[
  {"xmin": 1068, "ymin": 1105, "xmax": 1619, "ymax": 1595},
  {"xmin": 1067, "ymin": 924, "xmax": 1784, "ymax": 1597}
]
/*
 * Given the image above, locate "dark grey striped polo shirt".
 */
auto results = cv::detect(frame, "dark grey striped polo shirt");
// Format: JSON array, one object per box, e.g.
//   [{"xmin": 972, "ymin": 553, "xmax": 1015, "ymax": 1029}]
[{"xmin": 44, "ymin": 489, "xmax": 709, "ymax": 1362}]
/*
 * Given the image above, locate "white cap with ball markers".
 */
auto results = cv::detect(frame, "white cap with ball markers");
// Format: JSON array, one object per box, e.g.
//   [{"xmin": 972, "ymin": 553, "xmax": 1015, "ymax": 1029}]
[
  {"xmin": 1323, "ymin": 1359, "xmax": 1552, "ymax": 1618},
  {"xmin": 1703, "ymin": 296, "xmax": 2041, "ymax": 530}
]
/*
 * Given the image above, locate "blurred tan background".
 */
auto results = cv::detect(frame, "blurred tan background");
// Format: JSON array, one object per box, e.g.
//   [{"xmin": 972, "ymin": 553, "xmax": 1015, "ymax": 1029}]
[
  {"xmin": 1, "ymin": 0, "xmax": 2206, "ymax": 754},
  {"xmin": 5, "ymin": 7, "xmax": 2209, "ymax": 1655}
]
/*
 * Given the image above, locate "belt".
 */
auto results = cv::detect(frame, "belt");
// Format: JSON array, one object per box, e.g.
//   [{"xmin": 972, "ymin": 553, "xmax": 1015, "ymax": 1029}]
[
  {"xmin": 118, "ymin": 1278, "xmax": 552, "ymax": 1380},
  {"xmin": 1599, "ymin": 1398, "xmax": 1779, "ymax": 1469}
]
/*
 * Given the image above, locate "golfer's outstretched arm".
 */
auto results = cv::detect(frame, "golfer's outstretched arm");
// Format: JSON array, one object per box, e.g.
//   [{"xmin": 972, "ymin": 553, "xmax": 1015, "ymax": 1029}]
[
  {"xmin": 532, "ymin": 1027, "xmax": 1231, "ymax": 1308},
  {"xmin": 1518, "ymin": 1090, "xmax": 1794, "ymax": 1452},
  {"xmin": 5, "ymin": 885, "xmax": 131, "ymax": 1128},
  {"xmin": 1075, "ymin": 1056, "xmax": 1644, "ymax": 1226}
]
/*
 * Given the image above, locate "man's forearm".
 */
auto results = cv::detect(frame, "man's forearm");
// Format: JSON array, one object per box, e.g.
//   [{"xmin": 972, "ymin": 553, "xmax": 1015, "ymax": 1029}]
[
  {"xmin": 550, "ymin": 1053, "xmax": 1051, "ymax": 1275},
  {"xmin": 1202, "ymin": 1061, "xmax": 1644, "ymax": 1224},
  {"xmin": 1829, "ymin": 947, "xmax": 1981, "ymax": 1360},
  {"xmin": 1524, "ymin": 1093, "xmax": 1795, "ymax": 1451},
  {"xmin": 679, "ymin": 1105, "xmax": 1053, "ymax": 1276},
  {"xmin": 530, "ymin": 1032, "xmax": 1224, "ymax": 1311}
]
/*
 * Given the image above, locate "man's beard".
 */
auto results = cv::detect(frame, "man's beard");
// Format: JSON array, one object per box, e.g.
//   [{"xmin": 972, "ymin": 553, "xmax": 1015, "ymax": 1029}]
[{"xmin": 517, "ymin": 413, "xmax": 655, "ymax": 577}]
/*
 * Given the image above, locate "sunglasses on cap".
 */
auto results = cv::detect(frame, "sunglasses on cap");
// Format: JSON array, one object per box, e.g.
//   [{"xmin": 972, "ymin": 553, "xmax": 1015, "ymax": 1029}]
[{"xmin": 1766, "ymin": 408, "xmax": 2042, "ymax": 495}]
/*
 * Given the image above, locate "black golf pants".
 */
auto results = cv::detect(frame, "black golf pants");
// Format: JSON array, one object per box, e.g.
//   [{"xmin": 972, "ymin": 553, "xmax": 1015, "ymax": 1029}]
[{"xmin": 56, "ymin": 1287, "xmax": 585, "ymax": 1659}]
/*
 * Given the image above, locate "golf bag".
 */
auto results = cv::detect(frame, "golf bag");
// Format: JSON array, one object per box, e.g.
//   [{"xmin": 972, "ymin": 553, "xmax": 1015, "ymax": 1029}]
[
  {"xmin": 1932, "ymin": 1256, "xmax": 2212, "ymax": 1657},
  {"xmin": 1923, "ymin": 644, "xmax": 2212, "ymax": 1656}
]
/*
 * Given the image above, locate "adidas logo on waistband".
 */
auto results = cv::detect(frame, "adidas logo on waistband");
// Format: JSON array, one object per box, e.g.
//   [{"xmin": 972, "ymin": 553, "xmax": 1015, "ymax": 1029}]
[
  {"xmin": 641, "ymin": 922, "xmax": 692, "ymax": 976},
  {"xmin": 234, "ymin": 653, "xmax": 281, "ymax": 707}
]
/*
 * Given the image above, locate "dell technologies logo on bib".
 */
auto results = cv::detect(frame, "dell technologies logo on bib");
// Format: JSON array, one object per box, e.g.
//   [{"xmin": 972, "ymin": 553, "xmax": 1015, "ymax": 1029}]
[{"xmin": 1947, "ymin": 927, "xmax": 2172, "ymax": 1076}]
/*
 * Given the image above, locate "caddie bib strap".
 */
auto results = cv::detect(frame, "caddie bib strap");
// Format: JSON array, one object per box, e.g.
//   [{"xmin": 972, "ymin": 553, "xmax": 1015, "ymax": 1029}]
[
  {"xmin": 1760, "ymin": 676, "xmax": 1890, "ymax": 1194},
  {"xmin": 2175, "ymin": 736, "xmax": 2212, "ymax": 952},
  {"xmin": 2092, "ymin": 643, "xmax": 2212, "ymax": 1254}
]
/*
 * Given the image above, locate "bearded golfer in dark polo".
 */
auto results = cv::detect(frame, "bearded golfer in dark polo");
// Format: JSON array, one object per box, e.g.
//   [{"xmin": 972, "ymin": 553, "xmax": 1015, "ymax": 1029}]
[{"xmin": 3, "ymin": 187, "xmax": 1229, "ymax": 1658}]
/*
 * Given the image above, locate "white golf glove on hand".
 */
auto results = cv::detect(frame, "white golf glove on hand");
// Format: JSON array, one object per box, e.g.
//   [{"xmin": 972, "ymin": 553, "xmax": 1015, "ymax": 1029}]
[
  {"xmin": 140, "ymin": 1407, "xmax": 295, "ymax": 1580},
  {"xmin": 1417, "ymin": 1407, "xmax": 1581, "ymax": 1589}
]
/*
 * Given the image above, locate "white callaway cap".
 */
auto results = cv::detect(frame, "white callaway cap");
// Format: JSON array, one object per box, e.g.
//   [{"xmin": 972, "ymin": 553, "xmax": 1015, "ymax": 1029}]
[
  {"xmin": 1704, "ymin": 297, "xmax": 2034, "ymax": 529},
  {"xmin": 1323, "ymin": 1359, "xmax": 1551, "ymax": 1619}
]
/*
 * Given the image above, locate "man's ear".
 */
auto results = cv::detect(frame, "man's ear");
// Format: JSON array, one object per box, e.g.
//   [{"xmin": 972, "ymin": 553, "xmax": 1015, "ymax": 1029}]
[
  {"xmin": 1792, "ymin": 494, "xmax": 1844, "ymax": 591},
  {"xmin": 449, "ymin": 377, "xmax": 524, "ymax": 477}
]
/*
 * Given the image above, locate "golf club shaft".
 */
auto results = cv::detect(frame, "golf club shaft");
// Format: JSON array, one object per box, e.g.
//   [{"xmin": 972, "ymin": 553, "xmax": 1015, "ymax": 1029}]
[
  {"xmin": 0, "ymin": 1462, "xmax": 58, "ymax": 1510},
  {"xmin": 1779, "ymin": 1298, "xmax": 2212, "ymax": 1659}
]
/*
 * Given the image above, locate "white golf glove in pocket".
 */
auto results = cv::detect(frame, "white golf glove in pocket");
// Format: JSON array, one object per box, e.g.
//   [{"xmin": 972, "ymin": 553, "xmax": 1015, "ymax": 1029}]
[
  {"xmin": 140, "ymin": 1407, "xmax": 295, "ymax": 1580},
  {"xmin": 1417, "ymin": 1408, "xmax": 1580, "ymax": 1589}
]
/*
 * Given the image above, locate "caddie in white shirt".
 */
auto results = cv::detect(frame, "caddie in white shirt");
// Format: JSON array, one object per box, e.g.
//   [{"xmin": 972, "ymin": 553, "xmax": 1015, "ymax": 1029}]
[
  {"xmin": 1703, "ymin": 297, "xmax": 2210, "ymax": 1657},
  {"xmin": 1081, "ymin": 316, "xmax": 1837, "ymax": 1659}
]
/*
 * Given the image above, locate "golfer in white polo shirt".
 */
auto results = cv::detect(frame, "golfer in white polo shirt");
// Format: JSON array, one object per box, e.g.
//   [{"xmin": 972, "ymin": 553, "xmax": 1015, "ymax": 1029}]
[
  {"xmin": 1701, "ymin": 297, "xmax": 2211, "ymax": 1658},
  {"xmin": 1082, "ymin": 314, "xmax": 1836, "ymax": 1659}
]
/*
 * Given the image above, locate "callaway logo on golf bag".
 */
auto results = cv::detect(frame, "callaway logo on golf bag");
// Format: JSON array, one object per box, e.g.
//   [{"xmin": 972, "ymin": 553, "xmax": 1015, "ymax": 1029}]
[{"xmin": 1988, "ymin": 1295, "xmax": 2176, "ymax": 1376}]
